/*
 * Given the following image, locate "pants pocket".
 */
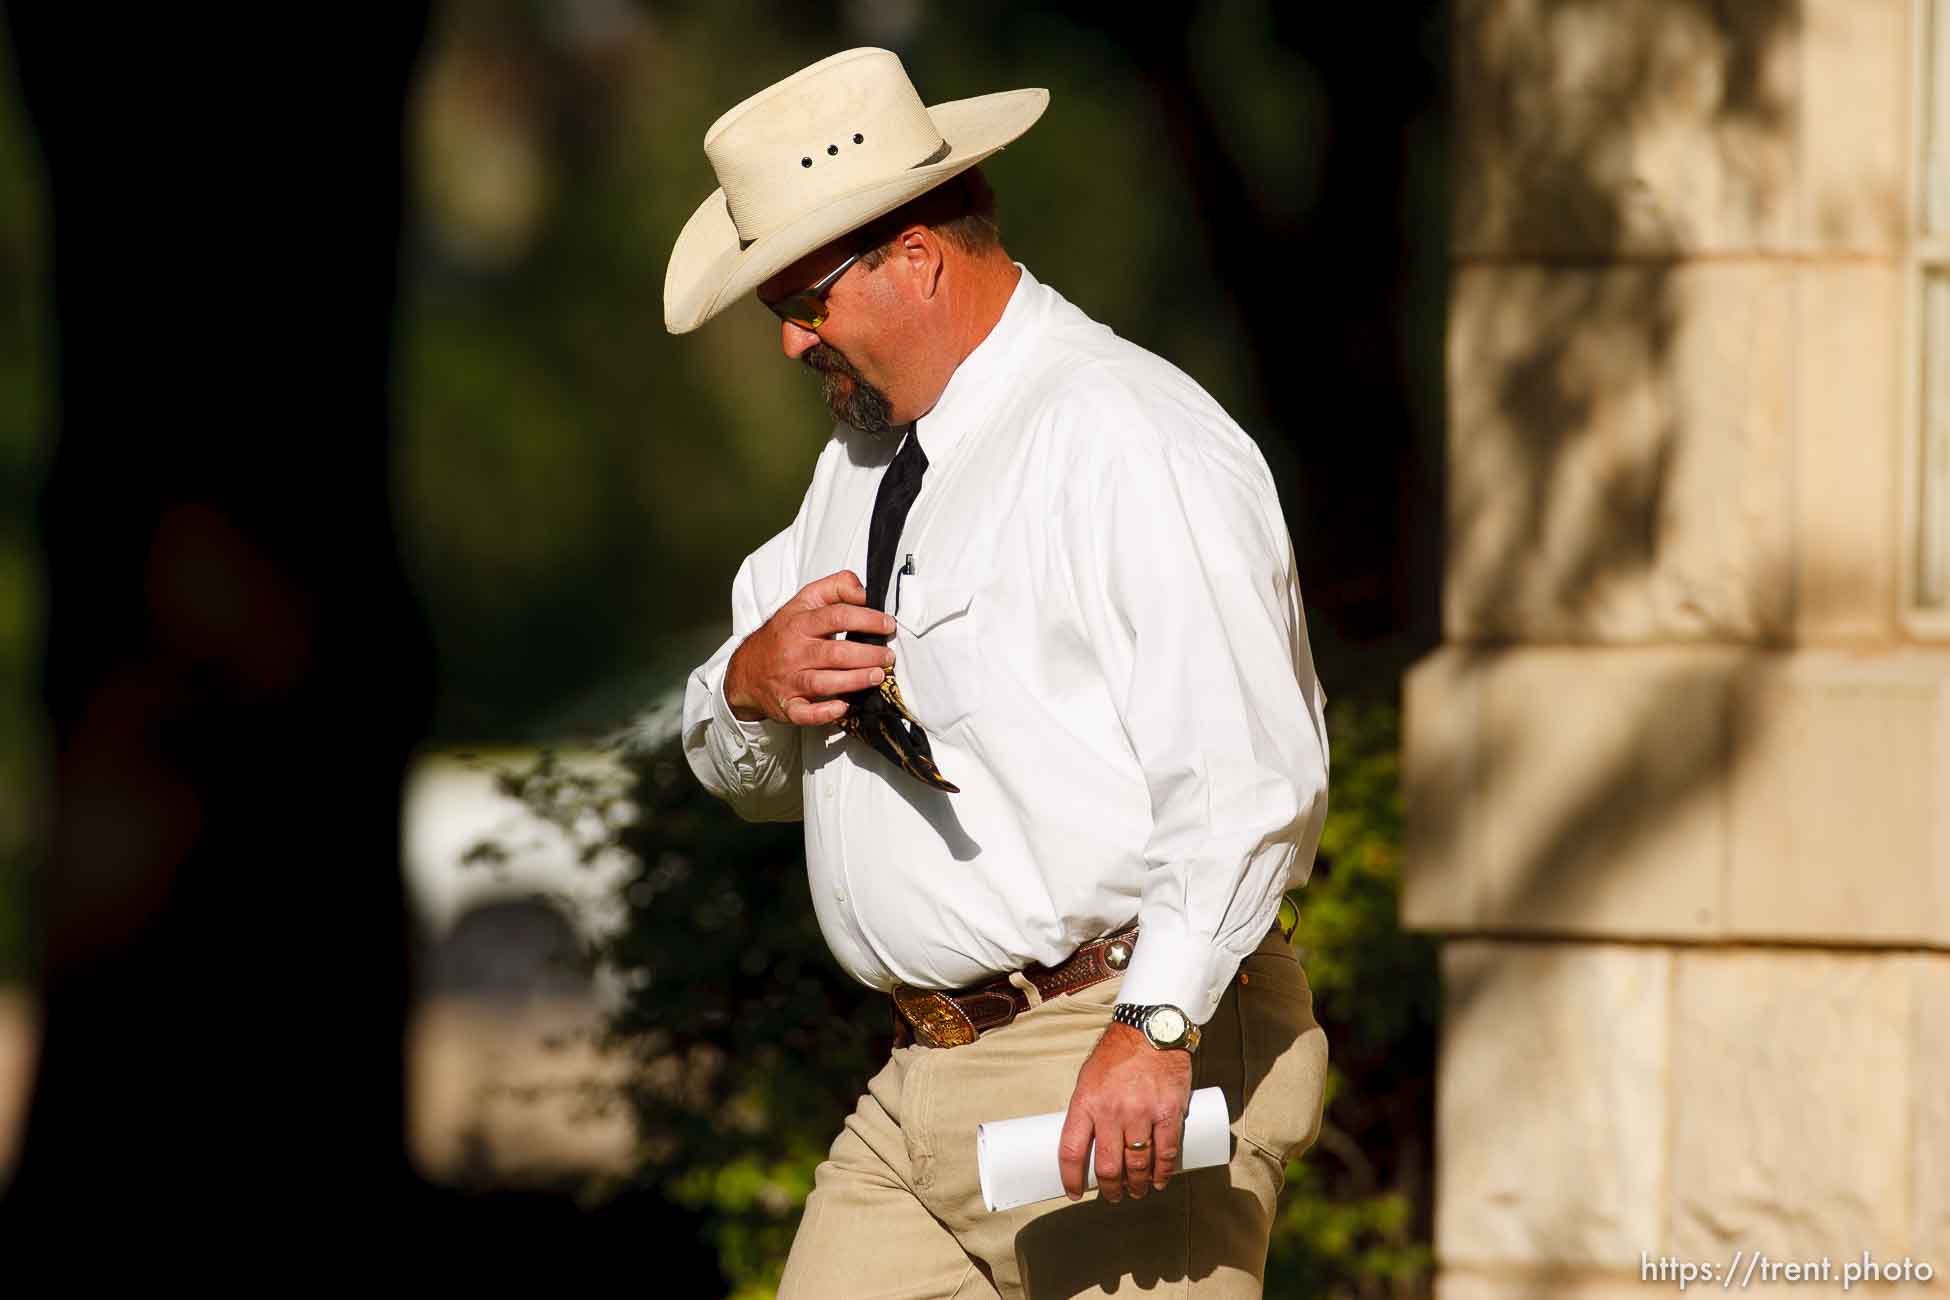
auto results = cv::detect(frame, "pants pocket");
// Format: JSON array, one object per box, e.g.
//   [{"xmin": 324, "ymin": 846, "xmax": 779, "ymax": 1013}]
[
  {"xmin": 1233, "ymin": 950, "xmax": 1330, "ymax": 1165},
  {"xmin": 898, "ymin": 1046, "xmax": 939, "ymax": 1193}
]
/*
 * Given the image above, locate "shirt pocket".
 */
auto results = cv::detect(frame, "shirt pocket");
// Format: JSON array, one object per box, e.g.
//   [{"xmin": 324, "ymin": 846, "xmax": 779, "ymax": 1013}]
[{"xmin": 892, "ymin": 575, "xmax": 983, "ymax": 734}]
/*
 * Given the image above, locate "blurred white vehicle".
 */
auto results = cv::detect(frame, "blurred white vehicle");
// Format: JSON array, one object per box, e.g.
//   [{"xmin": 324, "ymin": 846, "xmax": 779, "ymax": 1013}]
[
  {"xmin": 397, "ymin": 663, "xmax": 693, "ymax": 1012},
  {"xmin": 400, "ymin": 745, "xmax": 640, "ymax": 1011}
]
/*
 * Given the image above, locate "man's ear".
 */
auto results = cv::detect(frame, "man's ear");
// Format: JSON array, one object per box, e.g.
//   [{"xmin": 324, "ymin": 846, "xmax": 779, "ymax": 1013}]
[{"xmin": 897, "ymin": 225, "xmax": 945, "ymax": 301}]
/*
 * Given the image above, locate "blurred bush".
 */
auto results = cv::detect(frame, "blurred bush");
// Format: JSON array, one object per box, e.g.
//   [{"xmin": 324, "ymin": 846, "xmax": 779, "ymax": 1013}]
[
  {"xmin": 1267, "ymin": 696, "xmax": 1437, "ymax": 1296},
  {"xmin": 0, "ymin": 21, "xmax": 47, "ymax": 985},
  {"xmin": 491, "ymin": 692, "xmax": 1436, "ymax": 1299}
]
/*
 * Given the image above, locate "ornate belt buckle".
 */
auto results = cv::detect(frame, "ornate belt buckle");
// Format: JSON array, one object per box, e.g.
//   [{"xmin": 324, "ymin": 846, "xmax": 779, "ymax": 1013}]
[{"xmin": 893, "ymin": 986, "xmax": 978, "ymax": 1048}]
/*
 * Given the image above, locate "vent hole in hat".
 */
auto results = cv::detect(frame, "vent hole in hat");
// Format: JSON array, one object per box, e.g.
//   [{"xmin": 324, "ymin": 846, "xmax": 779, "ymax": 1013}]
[
  {"xmin": 827, "ymin": 144, "xmax": 839, "ymax": 155},
  {"xmin": 801, "ymin": 157, "xmax": 812, "ymax": 168},
  {"xmin": 854, "ymin": 133, "xmax": 864, "ymax": 144}
]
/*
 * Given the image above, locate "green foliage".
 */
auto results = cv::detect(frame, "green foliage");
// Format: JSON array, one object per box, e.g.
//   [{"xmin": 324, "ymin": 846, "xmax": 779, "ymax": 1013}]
[
  {"xmin": 1270, "ymin": 1159, "xmax": 1432, "ymax": 1297},
  {"xmin": 1264, "ymin": 697, "xmax": 1439, "ymax": 1298},
  {"xmin": 496, "ymin": 693, "xmax": 1435, "ymax": 1298},
  {"xmin": 490, "ymin": 740, "xmax": 878, "ymax": 1293},
  {"xmin": 0, "ymin": 20, "xmax": 48, "ymax": 984}
]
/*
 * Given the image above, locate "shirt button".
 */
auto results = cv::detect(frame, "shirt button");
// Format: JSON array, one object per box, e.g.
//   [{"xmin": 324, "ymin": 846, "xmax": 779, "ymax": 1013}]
[
  {"xmin": 823, "ymin": 782, "xmax": 834, "ymax": 801},
  {"xmin": 833, "ymin": 886, "xmax": 846, "ymax": 902}
]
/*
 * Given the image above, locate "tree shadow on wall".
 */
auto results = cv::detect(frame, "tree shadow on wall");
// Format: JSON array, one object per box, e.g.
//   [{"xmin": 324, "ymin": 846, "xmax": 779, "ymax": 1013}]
[{"xmin": 1407, "ymin": 0, "xmax": 1922, "ymax": 1288}]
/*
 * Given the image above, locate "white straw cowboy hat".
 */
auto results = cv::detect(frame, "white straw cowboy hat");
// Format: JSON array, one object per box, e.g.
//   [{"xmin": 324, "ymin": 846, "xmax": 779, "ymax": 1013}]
[{"xmin": 663, "ymin": 47, "xmax": 1048, "ymax": 335}]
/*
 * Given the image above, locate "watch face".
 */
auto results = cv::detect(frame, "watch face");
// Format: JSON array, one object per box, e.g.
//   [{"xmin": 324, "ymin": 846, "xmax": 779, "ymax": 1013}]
[{"xmin": 1147, "ymin": 1006, "xmax": 1187, "ymax": 1045}]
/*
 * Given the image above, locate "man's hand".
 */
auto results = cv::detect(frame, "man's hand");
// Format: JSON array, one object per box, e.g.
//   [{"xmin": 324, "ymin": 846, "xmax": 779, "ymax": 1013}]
[
  {"xmin": 1057, "ymin": 1023, "xmax": 1194, "ymax": 1204},
  {"xmin": 724, "ymin": 570, "xmax": 897, "ymax": 726}
]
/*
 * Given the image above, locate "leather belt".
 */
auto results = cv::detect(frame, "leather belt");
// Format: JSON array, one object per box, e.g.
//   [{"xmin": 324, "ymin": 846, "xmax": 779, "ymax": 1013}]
[
  {"xmin": 889, "ymin": 907, "xmax": 1300, "ymax": 1051},
  {"xmin": 891, "ymin": 922, "xmax": 1141, "ymax": 1050}
]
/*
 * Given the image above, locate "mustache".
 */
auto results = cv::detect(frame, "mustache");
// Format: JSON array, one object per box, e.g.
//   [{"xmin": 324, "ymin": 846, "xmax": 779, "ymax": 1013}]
[{"xmin": 802, "ymin": 342, "xmax": 857, "ymax": 376}]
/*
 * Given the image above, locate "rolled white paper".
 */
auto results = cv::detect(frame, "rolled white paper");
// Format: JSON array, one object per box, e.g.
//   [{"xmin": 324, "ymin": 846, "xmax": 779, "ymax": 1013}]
[{"xmin": 975, "ymin": 1085, "xmax": 1232, "ymax": 1213}]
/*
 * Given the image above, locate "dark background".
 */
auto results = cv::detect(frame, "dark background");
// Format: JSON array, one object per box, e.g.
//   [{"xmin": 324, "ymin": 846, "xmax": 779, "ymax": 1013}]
[{"xmin": 0, "ymin": 0, "xmax": 1447, "ymax": 1285}]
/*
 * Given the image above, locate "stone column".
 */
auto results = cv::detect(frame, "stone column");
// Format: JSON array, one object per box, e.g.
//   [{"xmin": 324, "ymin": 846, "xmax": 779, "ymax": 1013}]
[{"xmin": 1407, "ymin": 3, "xmax": 1949, "ymax": 1295}]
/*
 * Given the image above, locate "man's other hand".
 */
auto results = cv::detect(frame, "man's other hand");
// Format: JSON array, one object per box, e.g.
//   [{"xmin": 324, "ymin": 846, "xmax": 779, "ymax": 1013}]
[
  {"xmin": 724, "ymin": 570, "xmax": 898, "ymax": 726},
  {"xmin": 1057, "ymin": 1023, "xmax": 1194, "ymax": 1204}
]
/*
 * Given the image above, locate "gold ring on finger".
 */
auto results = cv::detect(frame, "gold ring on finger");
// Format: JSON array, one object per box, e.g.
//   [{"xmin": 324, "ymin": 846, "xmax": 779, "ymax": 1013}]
[{"xmin": 1125, "ymin": 1138, "xmax": 1150, "ymax": 1151}]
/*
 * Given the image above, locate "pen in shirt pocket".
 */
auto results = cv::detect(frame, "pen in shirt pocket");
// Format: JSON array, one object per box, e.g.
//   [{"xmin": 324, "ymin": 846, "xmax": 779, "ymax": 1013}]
[{"xmin": 894, "ymin": 553, "xmax": 915, "ymax": 621}]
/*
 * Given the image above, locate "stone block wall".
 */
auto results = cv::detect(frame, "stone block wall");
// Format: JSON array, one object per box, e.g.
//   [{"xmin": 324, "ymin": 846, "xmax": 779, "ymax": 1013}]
[
  {"xmin": 1412, "ymin": 2, "xmax": 1948, "ymax": 1294},
  {"xmin": 1429, "ymin": 944, "xmax": 1946, "ymax": 1298}
]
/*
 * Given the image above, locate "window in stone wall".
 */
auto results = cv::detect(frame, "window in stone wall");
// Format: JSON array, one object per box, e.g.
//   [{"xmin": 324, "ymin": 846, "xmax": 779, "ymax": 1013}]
[
  {"xmin": 1920, "ymin": 273, "xmax": 1950, "ymax": 610},
  {"xmin": 1915, "ymin": 0, "xmax": 1950, "ymax": 614}
]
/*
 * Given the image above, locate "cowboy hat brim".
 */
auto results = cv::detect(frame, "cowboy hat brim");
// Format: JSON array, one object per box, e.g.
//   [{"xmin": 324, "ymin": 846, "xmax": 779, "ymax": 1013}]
[{"xmin": 663, "ymin": 86, "xmax": 1049, "ymax": 335}]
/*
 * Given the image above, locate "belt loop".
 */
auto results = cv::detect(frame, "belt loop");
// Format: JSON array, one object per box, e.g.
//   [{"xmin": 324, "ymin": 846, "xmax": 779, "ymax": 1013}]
[
  {"xmin": 1008, "ymin": 970, "xmax": 1043, "ymax": 1009},
  {"xmin": 1276, "ymin": 894, "xmax": 1300, "ymax": 945}
]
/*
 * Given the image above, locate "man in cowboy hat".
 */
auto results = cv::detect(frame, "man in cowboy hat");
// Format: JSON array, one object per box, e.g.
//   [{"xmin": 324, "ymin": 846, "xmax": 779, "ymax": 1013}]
[{"xmin": 672, "ymin": 47, "xmax": 1332, "ymax": 1299}]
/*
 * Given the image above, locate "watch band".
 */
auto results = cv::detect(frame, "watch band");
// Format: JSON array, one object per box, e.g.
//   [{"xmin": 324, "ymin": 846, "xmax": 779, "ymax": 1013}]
[{"xmin": 1112, "ymin": 1002, "xmax": 1201, "ymax": 1052}]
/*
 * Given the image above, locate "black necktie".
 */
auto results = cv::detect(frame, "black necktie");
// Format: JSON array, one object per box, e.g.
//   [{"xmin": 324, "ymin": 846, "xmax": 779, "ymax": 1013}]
[
  {"xmin": 859, "ymin": 423, "xmax": 926, "ymax": 644},
  {"xmin": 837, "ymin": 421, "xmax": 957, "ymax": 793}
]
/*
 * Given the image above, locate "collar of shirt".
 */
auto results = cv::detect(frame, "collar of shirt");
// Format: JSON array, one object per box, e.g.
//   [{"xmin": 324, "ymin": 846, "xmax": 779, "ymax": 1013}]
[{"xmin": 909, "ymin": 261, "xmax": 1042, "ymax": 462}]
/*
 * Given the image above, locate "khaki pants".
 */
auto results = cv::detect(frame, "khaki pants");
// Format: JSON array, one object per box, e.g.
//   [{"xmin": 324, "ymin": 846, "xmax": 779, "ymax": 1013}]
[{"xmin": 778, "ymin": 928, "xmax": 1330, "ymax": 1300}]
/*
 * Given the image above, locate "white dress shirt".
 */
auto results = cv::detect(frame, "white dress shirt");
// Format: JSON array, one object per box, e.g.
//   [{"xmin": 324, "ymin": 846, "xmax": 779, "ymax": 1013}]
[{"xmin": 682, "ymin": 263, "xmax": 1329, "ymax": 1025}]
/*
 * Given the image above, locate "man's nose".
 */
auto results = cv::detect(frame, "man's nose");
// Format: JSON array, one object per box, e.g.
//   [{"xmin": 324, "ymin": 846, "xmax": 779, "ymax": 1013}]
[{"xmin": 781, "ymin": 320, "xmax": 820, "ymax": 360}]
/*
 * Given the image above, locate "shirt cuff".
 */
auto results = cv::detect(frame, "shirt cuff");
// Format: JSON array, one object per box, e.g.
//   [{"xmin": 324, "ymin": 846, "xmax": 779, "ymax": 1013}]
[
  {"xmin": 1116, "ymin": 914, "xmax": 1253, "ymax": 1027},
  {"xmin": 711, "ymin": 662, "xmax": 772, "ymax": 737}
]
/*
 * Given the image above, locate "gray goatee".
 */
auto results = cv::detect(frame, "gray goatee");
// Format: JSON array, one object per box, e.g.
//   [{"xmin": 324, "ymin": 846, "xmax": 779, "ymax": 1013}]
[{"xmin": 803, "ymin": 343, "xmax": 896, "ymax": 435}]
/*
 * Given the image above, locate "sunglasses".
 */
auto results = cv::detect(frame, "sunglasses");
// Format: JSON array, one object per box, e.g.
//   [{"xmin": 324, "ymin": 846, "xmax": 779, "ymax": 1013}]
[{"xmin": 760, "ymin": 248, "xmax": 865, "ymax": 330}]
